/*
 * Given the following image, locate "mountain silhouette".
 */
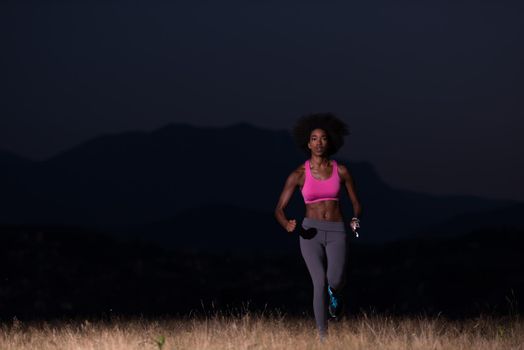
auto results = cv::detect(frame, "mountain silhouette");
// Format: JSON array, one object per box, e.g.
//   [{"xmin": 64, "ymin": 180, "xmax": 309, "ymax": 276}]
[{"xmin": 0, "ymin": 122, "xmax": 519, "ymax": 247}]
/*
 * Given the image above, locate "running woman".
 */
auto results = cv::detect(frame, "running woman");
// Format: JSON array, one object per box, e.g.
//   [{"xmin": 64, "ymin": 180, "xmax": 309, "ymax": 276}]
[{"xmin": 274, "ymin": 113, "xmax": 362, "ymax": 338}]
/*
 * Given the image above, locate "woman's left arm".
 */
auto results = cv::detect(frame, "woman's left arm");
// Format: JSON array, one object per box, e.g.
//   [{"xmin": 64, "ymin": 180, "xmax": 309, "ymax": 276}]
[{"xmin": 338, "ymin": 163, "xmax": 362, "ymax": 219}]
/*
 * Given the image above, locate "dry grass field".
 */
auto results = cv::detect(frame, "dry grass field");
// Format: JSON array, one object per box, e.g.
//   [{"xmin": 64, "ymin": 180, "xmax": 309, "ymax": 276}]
[{"xmin": 1, "ymin": 313, "xmax": 523, "ymax": 350}]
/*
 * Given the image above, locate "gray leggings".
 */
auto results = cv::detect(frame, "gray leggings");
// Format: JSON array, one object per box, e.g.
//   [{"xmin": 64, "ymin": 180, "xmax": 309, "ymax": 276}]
[{"xmin": 300, "ymin": 217, "xmax": 348, "ymax": 334}]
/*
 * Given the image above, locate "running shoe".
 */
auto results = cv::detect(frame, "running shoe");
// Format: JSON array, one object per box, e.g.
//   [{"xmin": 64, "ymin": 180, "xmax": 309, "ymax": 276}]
[{"xmin": 327, "ymin": 285, "xmax": 344, "ymax": 319}]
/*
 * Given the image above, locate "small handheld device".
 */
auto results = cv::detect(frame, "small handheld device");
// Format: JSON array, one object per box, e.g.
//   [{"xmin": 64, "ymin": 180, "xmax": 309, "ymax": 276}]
[{"xmin": 350, "ymin": 217, "xmax": 360, "ymax": 238}]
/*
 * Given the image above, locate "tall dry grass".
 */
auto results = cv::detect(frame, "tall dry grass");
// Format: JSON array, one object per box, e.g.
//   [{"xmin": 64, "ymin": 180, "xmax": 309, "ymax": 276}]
[{"xmin": 1, "ymin": 313, "xmax": 523, "ymax": 350}]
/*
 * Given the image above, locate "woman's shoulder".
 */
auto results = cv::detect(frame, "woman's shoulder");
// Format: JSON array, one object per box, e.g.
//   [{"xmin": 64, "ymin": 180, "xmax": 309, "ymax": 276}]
[
  {"xmin": 284, "ymin": 163, "xmax": 305, "ymax": 185},
  {"xmin": 288, "ymin": 162, "xmax": 306, "ymax": 178},
  {"xmin": 333, "ymin": 160, "xmax": 352, "ymax": 177},
  {"xmin": 294, "ymin": 162, "xmax": 306, "ymax": 173}
]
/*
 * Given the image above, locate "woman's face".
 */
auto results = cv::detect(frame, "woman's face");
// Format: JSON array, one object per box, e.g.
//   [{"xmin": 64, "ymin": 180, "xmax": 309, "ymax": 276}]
[{"xmin": 308, "ymin": 128, "xmax": 329, "ymax": 156}]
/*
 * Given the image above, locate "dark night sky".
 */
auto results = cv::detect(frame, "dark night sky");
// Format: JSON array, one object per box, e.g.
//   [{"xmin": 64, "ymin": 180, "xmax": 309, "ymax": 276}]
[{"xmin": 1, "ymin": 0, "xmax": 523, "ymax": 201}]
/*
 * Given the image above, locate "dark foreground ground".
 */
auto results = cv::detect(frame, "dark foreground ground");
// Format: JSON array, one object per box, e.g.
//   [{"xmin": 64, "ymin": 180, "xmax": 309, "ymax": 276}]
[{"xmin": 1, "ymin": 225, "xmax": 522, "ymax": 321}]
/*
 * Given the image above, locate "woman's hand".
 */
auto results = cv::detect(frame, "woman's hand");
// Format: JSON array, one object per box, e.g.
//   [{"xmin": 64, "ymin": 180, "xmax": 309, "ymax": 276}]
[
  {"xmin": 350, "ymin": 217, "xmax": 360, "ymax": 237},
  {"xmin": 286, "ymin": 219, "xmax": 297, "ymax": 232}
]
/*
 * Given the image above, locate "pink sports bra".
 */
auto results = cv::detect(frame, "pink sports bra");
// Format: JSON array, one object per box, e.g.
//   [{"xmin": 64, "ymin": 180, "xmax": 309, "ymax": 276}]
[{"xmin": 301, "ymin": 159, "xmax": 341, "ymax": 204}]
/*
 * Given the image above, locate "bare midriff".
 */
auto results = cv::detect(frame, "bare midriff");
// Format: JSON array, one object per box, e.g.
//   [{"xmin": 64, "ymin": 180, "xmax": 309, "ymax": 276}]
[{"xmin": 305, "ymin": 200, "xmax": 344, "ymax": 222}]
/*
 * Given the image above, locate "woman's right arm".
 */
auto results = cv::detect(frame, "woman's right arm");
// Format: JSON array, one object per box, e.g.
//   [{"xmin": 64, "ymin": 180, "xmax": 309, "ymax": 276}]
[{"xmin": 274, "ymin": 170, "xmax": 300, "ymax": 232}]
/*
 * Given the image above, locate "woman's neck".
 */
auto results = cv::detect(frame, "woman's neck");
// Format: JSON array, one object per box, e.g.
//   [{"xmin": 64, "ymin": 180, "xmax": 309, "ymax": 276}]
[{"xmin": 309, "ymin": 155, "xmax": 330, "ymax": 168}]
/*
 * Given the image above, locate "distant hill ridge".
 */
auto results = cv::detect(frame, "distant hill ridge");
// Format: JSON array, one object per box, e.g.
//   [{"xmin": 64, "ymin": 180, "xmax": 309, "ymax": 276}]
[{"xmin": 0, "ymin": 122, "xmax": 520, "ymax": 244}]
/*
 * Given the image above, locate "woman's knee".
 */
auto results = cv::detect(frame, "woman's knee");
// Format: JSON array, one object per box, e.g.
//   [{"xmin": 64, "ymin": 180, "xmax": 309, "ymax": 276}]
[
  {"xmin": 327, "ymin": 271, "xmax": 345, "ymax": 290},
  {"xmin": 312, "ymin": 279, "xmax": 327, "ymax": 293}
]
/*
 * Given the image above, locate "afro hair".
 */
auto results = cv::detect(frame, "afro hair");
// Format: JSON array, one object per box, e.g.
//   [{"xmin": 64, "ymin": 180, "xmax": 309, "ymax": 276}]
[{"xmin": 292, "ymin": 113, "xmax": 349, "ymax": 156}]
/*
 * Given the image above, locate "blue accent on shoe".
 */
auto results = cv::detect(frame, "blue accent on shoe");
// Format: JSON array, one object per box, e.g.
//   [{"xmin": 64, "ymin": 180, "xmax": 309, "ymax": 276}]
[{"xmin": 328, "ymin": 285, "xmax": 343, "ymax": 318}]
